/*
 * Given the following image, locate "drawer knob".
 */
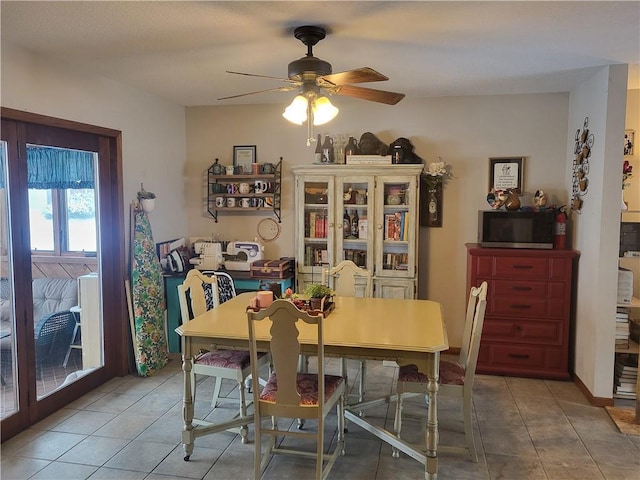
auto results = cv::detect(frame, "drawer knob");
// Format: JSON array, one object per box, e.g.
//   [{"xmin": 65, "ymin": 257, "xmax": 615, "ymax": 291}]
[
  {"xmin": 513, "ymin": 265, "xmax": 533, "ymax": 270},
  {"xmin": 511, "ymin": 304, "xmax": 532, "ymax": 309}
]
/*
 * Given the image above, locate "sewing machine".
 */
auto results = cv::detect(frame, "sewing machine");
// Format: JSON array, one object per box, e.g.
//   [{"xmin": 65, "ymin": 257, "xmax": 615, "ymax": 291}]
[
  {"xmin": 189, "ymin": 241, "xmax": 224, "ymax": 271},
  {"xmin": 225, "ymin": 241, "xmax": 263, "ymax": 271}
]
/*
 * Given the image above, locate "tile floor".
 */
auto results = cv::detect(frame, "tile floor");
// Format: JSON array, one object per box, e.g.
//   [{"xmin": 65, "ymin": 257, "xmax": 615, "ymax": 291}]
[{"xmin": 1, "ymin": 354, "xmax": 639, "ymax": 480}]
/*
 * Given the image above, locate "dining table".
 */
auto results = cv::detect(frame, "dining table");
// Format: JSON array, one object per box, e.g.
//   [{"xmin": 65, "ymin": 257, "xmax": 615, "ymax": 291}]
[{"xmin": 176, "ymin": 292, "xmax": 449, "ymax": 479}]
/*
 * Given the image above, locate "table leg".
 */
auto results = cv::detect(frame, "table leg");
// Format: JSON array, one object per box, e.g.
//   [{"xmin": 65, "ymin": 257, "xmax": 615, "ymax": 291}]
[
  {"xmin": 425, "ymin": 351, "xmax": 440, "ymax": 479},
  {"xmin": 181, "ymin": 355, "xmax": 195, "ymax": 461}
]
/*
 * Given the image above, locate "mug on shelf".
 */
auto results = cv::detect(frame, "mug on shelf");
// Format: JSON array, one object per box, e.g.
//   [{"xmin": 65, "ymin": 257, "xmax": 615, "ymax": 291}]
[
  {"xmin": 225, "ymin": 165, "xmax": 235, "ymax": 175},
  {"xmin": 241, "ymin": 197, "xmax": 251, "ymax": 208},
  {"xmin": 254, "ymin": 180, "xmax": 269, "ymax": 194},
  {"xmin": 211, "ymin": 183, "xmax": 226, "ymax": 193},
  {"xmin": 239, "ymin": 182, "xmax": 251, "ymax": 194},
  {"xmin": 251, "ymin": 198, "xmax": 264, "ymax": 208},
  {"xmin": 227, "ymin": 183, "xmax": 238, "ymax": 194},
  {"xmin": 252, "ymin": 163, "xmax": 260, "ymax": 175},
  {"xmin": 226, "ymin": 197, "xmax": 236, "ymax": 208},
  {"xmin": 215, "ymin": 196, "xmax": 225, "ymax": 208}
]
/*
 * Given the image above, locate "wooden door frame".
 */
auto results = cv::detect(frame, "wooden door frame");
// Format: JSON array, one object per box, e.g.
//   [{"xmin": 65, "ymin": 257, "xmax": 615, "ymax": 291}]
[{"xmin": 1, "ymin": 108, "xmax": 129, "ymax": 441}]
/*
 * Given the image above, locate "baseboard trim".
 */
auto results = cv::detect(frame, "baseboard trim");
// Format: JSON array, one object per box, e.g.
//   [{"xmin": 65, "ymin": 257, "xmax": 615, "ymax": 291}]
[{"xmin": 572, "ymin": 372, "xmax": 614, "ymax": 407}]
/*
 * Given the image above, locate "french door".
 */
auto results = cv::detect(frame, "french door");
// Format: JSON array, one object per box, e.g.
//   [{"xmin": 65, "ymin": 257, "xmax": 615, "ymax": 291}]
[{"xmin": 1, "ymin": 109, "xmax": 129, "ymax": 440}]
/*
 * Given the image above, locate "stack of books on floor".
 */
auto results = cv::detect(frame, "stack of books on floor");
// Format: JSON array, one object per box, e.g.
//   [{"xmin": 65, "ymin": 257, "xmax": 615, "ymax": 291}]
[
  {"xmin": 615, "ymin": 308, "xmax": 630, "ymax": 349},
  {"xmin": 614, "ymin": 353, "xmax": 638, "ymax": 399}
]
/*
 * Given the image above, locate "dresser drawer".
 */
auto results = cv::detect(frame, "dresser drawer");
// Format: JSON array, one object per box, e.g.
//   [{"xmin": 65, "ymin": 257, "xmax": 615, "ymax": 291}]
[
  {"xmin": 482, "ymin": 317, "xmax": 562, "ymax": 344},
  {"xmin": 478, "ymin": 342, "xmax": 568, "ymax": 378},
  {"xmin": 490, "ymin": 280, "xmax": 569, "ymax": 317},
  {"xmin": 493, "ymin": 256, "xmax": 549, "ymax": 279},
  {"xmin": 493, "ymin": 280, "xmax": 547, "ymax": 298}
]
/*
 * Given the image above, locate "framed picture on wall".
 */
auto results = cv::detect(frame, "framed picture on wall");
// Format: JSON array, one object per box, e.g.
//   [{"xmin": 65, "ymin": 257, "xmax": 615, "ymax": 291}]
[
  {"xmin": 624, "ymin": 130, "xmax": 634, "ymax": 157},
  {"xmin": 489, "ymin": 157, "xmax": 525, "ymax": 194},
  {"xmin": 233, "ymin": 145, "xmax": 257, "ymax": 173}
]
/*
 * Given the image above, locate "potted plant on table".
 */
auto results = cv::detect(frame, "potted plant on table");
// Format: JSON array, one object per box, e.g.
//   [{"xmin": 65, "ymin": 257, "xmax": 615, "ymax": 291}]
[{"xmin": 304, "ymin": 283, "xmax": 334, "ymax": 311}]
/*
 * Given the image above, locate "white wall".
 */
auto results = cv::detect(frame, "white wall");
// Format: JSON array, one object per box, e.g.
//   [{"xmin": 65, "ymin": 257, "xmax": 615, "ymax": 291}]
[
  {"xmin": 568, "ymin": 65, "xmax": 628, "ymax": 398},
  {"xmin": 186, "ymin": 94, "xmax": 570, "ymax": 347},
  {"xmin": 1, "ymin": 42, "xmax": 187, "ymax": 244}
]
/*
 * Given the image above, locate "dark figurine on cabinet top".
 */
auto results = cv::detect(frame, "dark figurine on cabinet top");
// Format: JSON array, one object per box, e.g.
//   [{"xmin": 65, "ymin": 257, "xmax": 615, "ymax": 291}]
[
  {"xmin": 389, "ymin": 137, "xmax": 423, "ymax": 164},
  {"xmin": 358, "ymin": 132, "xmax": 389, "ymax": 156}
]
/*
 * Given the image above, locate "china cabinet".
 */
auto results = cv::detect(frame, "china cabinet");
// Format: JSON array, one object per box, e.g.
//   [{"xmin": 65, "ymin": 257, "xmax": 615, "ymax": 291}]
[
  {"xmin": 293, "ymin": 164, "xmax": 422, "ymax": 299},
  {"xmin": 466, "ymin": 244, "xmax": 579, "ymax": 380},
  {"xmin": 207, "ymin": 158, "xmax": 282, "ymax": 222}
]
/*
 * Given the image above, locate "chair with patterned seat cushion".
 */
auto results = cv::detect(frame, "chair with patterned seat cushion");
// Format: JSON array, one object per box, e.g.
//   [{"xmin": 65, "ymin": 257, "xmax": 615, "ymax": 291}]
[
  {"xmin": 393, "ymin": 281, "xmax": 488, "ymax": 462},
  {"xmin": 322, "ymin": 260, "xmax": 372, "ymax": 403},
  {"xmin": 178, "ymin": 269, "xmax": 269, "ymax": 444},
  {"xmin": 247, "ymin": 299, "xmax": 346, "ymax": 480}
]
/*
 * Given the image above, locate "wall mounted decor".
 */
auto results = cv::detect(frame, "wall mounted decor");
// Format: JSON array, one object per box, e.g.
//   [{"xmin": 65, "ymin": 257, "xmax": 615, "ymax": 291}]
[
  {"xmin": 571, "ymin": 117, "xmax": 594, "ymax": 214},
  {"xmin": 624, "ymin": 130, "xmax": 634, "ymax": 157},
  {"xmin": 233, "ymin": 145, "xmax": 257, "ymax": 173},
  {"xmin": 489, "ymin": 157, "xmax": 524, "ymax": 194},
  {"xmin": 420, "ymin": 158, "xmax": 452, "ymax": 227}
]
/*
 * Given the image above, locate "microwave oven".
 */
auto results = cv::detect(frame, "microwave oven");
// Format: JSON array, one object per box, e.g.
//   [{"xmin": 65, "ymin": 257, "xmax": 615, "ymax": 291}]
[{"xmin": 478, "ymin": 210, "xmax": 555, "ymax": 249}]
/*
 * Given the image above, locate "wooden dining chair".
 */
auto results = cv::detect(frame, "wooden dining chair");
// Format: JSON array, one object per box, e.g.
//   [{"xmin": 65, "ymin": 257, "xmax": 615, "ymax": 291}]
[
  {"xmin": 247, "ymin": 299, "xmax": 346, "ymax": 480},
  {"xmin": 323, "ymin": 260, "xmax": 372, "ymax": 403},
  {"xmin": 177, "ymin": 269, "xmax": 269, "ymax": 444},
  {"xmin": 392, "ymin": 281, "xmax": 488, "ymax": 462}
]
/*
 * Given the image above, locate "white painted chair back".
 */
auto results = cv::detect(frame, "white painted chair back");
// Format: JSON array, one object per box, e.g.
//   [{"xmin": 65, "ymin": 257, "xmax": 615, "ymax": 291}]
[
  {"xmin": 247, "ymin": 299, "xmax": 345, "ymax": 480},
  {"xmin": 323, "ymin": 260, "xmax": 372, "ymax": 298}
]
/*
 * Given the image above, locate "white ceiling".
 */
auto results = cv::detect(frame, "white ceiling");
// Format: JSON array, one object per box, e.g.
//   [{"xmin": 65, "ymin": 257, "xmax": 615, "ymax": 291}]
[{"xmin": 2, "ymin": 1, "xmax": 639, "ymax": 107}]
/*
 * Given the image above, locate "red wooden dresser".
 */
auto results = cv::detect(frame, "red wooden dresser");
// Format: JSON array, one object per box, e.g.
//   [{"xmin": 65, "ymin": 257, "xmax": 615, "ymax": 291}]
[{"xmin": 466, "ymin": 244, "xmax": 579, "ymax": 380}]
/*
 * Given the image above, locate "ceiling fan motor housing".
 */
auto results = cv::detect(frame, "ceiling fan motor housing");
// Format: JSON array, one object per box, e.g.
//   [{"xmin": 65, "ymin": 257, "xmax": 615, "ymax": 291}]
[{"xmin": 288, "ymin": 56, "xmax": 332, "ymax": 81}]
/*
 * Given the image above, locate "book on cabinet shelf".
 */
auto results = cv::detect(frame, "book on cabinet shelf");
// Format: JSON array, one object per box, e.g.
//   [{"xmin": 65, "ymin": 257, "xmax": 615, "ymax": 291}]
[
  {"xmin": 384, "ymin": 212, "xmax": 409, "ymax": 241},
  {"xmin": 614, "ymin": 353, "xmax": 638, "ymax": 399}
]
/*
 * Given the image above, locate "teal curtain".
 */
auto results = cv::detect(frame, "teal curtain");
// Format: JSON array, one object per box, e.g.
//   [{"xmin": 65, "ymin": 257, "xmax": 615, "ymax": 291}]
[{"xmin": 0, "ymin": 144, "xmax": 95, "ymax": 189}]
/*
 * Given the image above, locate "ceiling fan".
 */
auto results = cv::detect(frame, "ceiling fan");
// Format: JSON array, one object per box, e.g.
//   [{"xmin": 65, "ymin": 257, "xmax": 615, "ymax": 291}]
[{"xmin": 218, "ymin": 25, "xmax": 405, "ymax": 142}]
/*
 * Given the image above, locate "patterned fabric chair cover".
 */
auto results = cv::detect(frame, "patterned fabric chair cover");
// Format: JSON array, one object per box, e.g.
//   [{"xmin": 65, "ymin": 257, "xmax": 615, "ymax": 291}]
[{"xmin": 178, "ymin": 269, "xmax": 268, "ymax": 444}]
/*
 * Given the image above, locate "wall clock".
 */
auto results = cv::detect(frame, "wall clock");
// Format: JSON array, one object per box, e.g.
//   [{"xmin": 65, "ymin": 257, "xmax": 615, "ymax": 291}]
[{"xmin": 257, "ymin": 218, "xmax": 281, "ymax": 242}]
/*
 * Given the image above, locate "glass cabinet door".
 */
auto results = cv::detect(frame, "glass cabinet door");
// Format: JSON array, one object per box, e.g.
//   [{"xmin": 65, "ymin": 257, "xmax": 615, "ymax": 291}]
[
  {"xmin": 296, "ymin": 176, "xmax": 335, "ymax": 277},
  {"xmin": 375, "ymin": 176, "xmax": 418, "ymax": 278},
  {"xmin": 335, "ymin": 176, "xmax": 374, "ymax": 272}
]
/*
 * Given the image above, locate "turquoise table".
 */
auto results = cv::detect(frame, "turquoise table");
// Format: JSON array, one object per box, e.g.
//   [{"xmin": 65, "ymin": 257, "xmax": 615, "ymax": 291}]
[{"xmin": 164, "ymin": 271, "xmax": 294, "ymax": 353}]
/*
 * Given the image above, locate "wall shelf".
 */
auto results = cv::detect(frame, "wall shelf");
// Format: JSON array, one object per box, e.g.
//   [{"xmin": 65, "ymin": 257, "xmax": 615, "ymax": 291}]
[{"xmin": 207, "ymin": 158, "xmax": 282, "ymax": 223}]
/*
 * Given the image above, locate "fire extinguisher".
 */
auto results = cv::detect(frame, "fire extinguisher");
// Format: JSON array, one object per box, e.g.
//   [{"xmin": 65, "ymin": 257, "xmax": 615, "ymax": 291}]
[{"xmin": 554, "ymin": 206, "xmax": 567, "ymax": 249}]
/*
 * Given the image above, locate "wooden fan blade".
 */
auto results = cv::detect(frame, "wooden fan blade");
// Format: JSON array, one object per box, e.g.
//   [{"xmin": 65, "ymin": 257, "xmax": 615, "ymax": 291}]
[
  {"xmin": 321, "ymin": 67, "xmax": 388, "ymax": 85},
  {"xmin": 226, "ymin": 71, "xmax": 298, "ymax": 84},
  {"xmin": 333, "ymin": 85, "xmax": 405, "ymax": 105},
  {"xmin": 218, "ymin": 85, "xmax": 298, "ymax": 101}
]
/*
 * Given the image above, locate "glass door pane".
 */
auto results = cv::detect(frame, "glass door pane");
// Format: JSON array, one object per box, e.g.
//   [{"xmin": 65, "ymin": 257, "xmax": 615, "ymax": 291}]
[
  {"xmin": 26, "ymin": 145, "xmax": 103, "ymax": 400},
  {"xmin": 337, "ymin": 178, "xmax": 373, "ymax": 270},
  {"xmin": 378, "ymin": 179, "xmax": 413, "ymax": 276},
  {"xmin": 0, "ymin": 142, "xmax": 18, "ymax": 419},
  {"xmin": 301, "ymin": 179, "xmax": 332, "ymax": 271}
]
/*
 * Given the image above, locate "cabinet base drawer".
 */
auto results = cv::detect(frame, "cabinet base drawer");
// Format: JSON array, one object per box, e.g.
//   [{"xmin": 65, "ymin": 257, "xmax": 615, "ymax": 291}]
[{"xmin": 477, "ymin": 343, "xmax": 569, "ymax": 380}]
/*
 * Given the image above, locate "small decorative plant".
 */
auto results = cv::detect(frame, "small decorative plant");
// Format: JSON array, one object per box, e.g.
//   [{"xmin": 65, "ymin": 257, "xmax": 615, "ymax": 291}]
[
  {"xmin": 137, "ymin": 183, "xmax": 156, "ymax": 200},
  {"xmin": 304, "ymin": 283, "xmax": 333, "ymax": 299},
  {"xmin": 304, "ymin": 283, "xmax": 334, "ymax": 311}
]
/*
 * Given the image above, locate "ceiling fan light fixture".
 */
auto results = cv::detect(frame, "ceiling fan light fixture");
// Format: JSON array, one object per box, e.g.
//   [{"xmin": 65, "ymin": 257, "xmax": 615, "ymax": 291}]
[
  {"xmin": 282, "ymin": 95, "xmax": 308, "ymax": 125},
  {"xmin": 312, "ymin": 95, "xmax": 339, "ymax": 126}
]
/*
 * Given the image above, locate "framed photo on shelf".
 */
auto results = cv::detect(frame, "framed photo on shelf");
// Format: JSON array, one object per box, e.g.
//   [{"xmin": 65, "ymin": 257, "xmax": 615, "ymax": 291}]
[
  {"xmin": 624, "ymin": 130, "xmax": 634, "ymax": 157},
  {"xmin": 233, "ymin": 145, "xmax": 257, "ymax": 173},
  {"xmin": 489, "ymin": 157, "xmax": 525, "ymax": 194}
]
